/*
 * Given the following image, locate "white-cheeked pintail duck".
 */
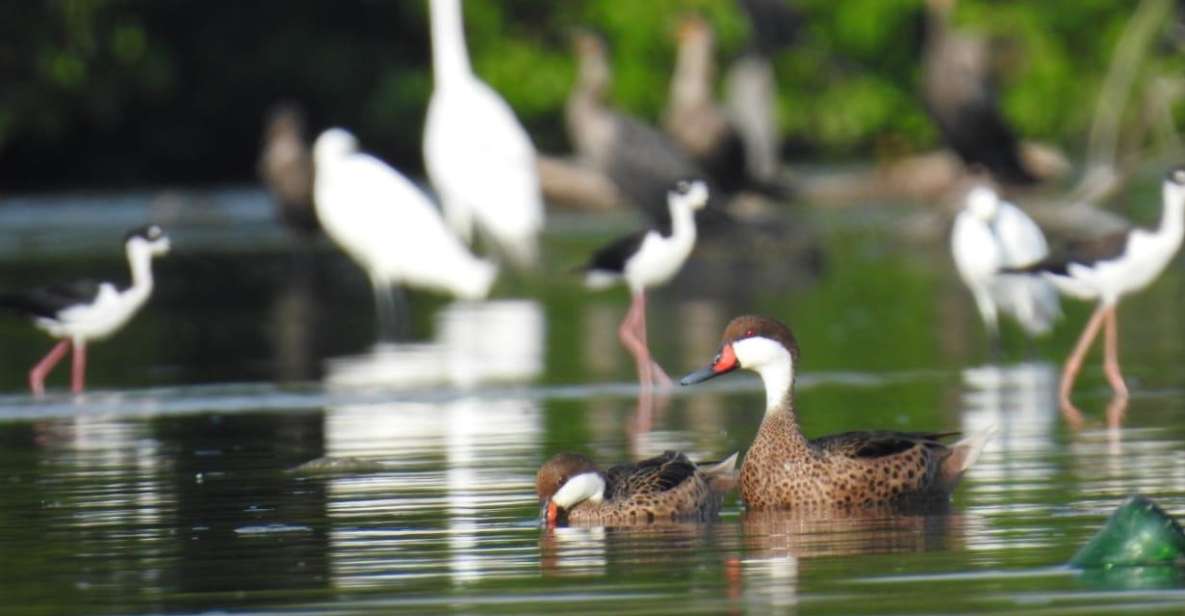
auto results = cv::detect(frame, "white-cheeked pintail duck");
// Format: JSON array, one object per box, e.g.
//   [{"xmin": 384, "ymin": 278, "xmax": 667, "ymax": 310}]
[
  {"xmin": 681, "ymin": 315, "xmax": 994, "ymax": 511},
  {"xmin": 536, "ymin": 450, "xmax": 738, "ymax": 525}
]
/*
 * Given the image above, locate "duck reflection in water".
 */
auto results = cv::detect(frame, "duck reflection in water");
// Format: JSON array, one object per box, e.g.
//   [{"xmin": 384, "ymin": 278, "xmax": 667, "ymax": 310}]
[
  {"xmin": 539, "ymin": 523, "xmax": 733, "ymax": 579},
  {"xmin": 732, "ymin": 509, "xmax": 965, "ymax": 611}
]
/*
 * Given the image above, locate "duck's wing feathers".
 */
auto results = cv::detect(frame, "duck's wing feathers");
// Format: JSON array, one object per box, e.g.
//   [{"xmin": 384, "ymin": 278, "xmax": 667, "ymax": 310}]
[
  {"xmin": 605, "ymin": 450, "xmax": 697, "ymax": 499},
  {"xmin": 814, "ymin": 431, "xmax": 961, "ymax": 459},
  {"xmin": 0, "ymin": 280, "xmax": 104, "ymax": 319}
]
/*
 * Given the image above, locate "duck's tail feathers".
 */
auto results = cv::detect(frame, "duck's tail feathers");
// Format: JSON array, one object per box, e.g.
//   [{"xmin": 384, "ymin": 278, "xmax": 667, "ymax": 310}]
[
  {"xmin": 940, "ymin": 425, "xmax": 996, "ymax": 488},
  {"xmin": 701, "ymin": 452, "xmax": 739, "ymax": 495}
]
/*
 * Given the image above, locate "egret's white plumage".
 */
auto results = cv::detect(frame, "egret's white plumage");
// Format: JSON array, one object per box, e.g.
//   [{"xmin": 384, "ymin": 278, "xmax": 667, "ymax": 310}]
[
  {"xmin": 312, "ymin": 128, "xmax": 496, "ymax": 302},
  {"xmin": 951, "ymin": 186, "xmax": 1060, "ymax": 338},
  {"xmin": 424, "ymin": 0, "xmax": 544, "ymax": 268}
]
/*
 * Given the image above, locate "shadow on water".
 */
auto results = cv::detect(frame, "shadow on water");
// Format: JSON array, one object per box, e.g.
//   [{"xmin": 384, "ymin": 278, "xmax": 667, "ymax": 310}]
[{"xmin": 2, "ymin": 186, "xmax": 1185, "ymax": 613}]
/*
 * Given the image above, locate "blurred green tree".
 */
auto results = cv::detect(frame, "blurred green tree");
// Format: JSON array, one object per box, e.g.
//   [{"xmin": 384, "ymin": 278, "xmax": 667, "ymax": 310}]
[{"xmin": 0, "ymin": 0, "xmax": 1180, "ymax": 189}]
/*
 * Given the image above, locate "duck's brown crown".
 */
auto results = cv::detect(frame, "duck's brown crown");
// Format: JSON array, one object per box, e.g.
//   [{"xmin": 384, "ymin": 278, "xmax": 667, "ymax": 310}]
[
  {"xmin": 721, "ymin": 315, "xmax": 800, "ymax": 362},
  {"xmin": 536, "ymin": 453, "xmax": 600, "ymax": 502}
]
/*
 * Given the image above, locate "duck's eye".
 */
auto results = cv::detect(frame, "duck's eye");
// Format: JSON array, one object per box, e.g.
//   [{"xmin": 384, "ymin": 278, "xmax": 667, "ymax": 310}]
[{"xmin": 745, "ymin": 329, "xmax": 753, "ymax": 337}]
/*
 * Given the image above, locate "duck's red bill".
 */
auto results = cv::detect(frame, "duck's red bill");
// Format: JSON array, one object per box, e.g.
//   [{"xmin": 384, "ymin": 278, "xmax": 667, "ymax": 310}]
[{"xmin": 680, "ymin": 344, "xmax": 738, "ymax": 385}]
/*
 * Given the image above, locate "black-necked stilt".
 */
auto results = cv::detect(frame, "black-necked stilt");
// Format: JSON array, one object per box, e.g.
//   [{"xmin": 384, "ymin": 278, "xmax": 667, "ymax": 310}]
[
  {"xmin": 312, "ymin": 127, "xmax": 497, "ymax": 337},
  {"xmin": 259, "ymin": 102, "xmax": 319, "ymax": 237},
  {"xmin": 0, "ymin": 225, "xmax": 170, "ymax": 395},
  {"xmin": 922, "ymin": 0, "xmax": 1037, "ymax": 185},
  {"xmin": 1012, "ymin": 166, "xmax": 1185, "ymax": 405},
  {"xmin": 423, "ymin": 0, "xmax": 544, "ymax": 269},
  {"xmin": 951, "ymin": 185, "xmax": 1061, "ymax": 348},
  {"xmin": 580, "ymin": 179, "xmax": 709, "ymax": 389}
]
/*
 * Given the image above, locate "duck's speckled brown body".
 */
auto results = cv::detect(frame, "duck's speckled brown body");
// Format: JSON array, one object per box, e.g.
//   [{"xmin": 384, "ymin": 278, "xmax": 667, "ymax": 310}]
[
  {"xmin": 537, "ymin": 450, "xmax": 737, "ymax": 525},
  {"xmin": 740, "ymin": 404, "xmax": 965, "ymax": 510},
  {"xmin": 681, "ymin": 315, "xmax": 993, "ymax": 512}
]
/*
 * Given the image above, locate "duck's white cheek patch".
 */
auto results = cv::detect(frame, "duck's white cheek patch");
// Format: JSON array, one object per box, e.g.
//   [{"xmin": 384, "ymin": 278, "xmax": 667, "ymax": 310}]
[
  {"xmin": 552, "ymin": 472, "xmax": 606, "ymax": 509},
  {"xmin": 732, "ymin": 337, "xmax": 791, "ymax": 369},
  {"xmin": 732, "ymin": 336, "xmax": 796, "ymax": 414}
]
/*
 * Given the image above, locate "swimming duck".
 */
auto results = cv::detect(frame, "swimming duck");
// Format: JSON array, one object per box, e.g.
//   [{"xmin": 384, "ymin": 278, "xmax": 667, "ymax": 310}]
[
  {"xmin": 536, "ymin": 450, "xmax": 737, "ymax": 525},
  {"xmin": 681, "ymin": 315, "xmax": 993, "ymax": 510}
]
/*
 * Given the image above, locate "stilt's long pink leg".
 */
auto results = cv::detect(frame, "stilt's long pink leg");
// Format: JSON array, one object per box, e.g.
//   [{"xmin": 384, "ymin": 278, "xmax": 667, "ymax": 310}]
[
  {"xmin": 1102, "ymin": 306, "xmax": 1128, "ymax": 398},
  {"xmin": 1059, "ymin": 303, "xmax": 1108, "ymax": 406},
  {"xmin": 628, "ymin": 384, "xmax": 655, "ymax": 455},
  {"xmin": 1105, "ymin": 394, "xmax": 1128, "ymax": 430},
  {"xmin": 29, "ymin": 340, "xmax": 71, "ymax": 397},
  {"xmin": 633, "ymin": 291, "xmax": 672, "ymax": 389},
  {"xmin": 619, "ymin": 292, "xmax": 652, "ymax": 388},
  {"xmin": 71, "ymin": 340, "xmax": 87, "ymax": 394}
]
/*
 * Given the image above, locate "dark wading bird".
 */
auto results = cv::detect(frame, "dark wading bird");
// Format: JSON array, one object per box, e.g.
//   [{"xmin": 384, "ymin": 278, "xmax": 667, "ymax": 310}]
[
  {"xmin": 536, "ymin": 450, "xmax": 738, "ymax": 525},
  {"xmin": 681, "ymin": 315, "xmax": 994, "ymax": 510},
  {"xmin": 0, "ymin": 226, "xmax": 171, "ymax": 395},
  {"xmin": 567, "ymin": 30, "xmax": 725, "ymax": 229},
  {"xmin": 664, "ymin": 14, "xmax": 793, "ymax": 199},
  {"xmin": 579, "ymin": 180, "xmax": 709, "ymax": 389},
  {"xmin": 725, "ymin": 0, "xmax": 802, "ymax": 185},
  {"xmin": 1006, "ymin": 166, "xmax": 1185, "ymax": 408},
  {"xmin": 258, "ymin": 103, "xmax": 320, "ymax": 237},
  {"xmin": 922, "ymin": 0, "xmax": 1038, "ymax": 185}
]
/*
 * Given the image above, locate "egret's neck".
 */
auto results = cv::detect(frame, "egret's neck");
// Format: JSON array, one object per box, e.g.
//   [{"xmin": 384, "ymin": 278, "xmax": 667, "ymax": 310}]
[{"xmin": 429, "ymin": 0, "xmax": 472, "ymax": 88}]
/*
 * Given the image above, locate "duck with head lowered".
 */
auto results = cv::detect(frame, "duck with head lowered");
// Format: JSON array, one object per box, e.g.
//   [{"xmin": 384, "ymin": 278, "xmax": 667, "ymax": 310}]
[
  {"xmin": 536, "ymin": 450, "xmax": 737, "ymax": 526},
  {"xmin": 681, "ymin": 315, "xmax": 994, "ymax": 511}
]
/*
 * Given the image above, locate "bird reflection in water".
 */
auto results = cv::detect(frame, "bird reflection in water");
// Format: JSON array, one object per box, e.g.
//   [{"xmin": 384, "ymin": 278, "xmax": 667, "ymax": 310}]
[
  {"xmin": 539, "ymin": 523, "xmax": 725, "ymax": 579},
  {"xmin": 315, "ymin": 299, "xmax": 545, "ymax": 586},
  {"xmin": 538, "ymin": 508, "xmax": 963, "ymax": 612},
  {"xmin": 733, "ymin": 508, "xmax": 964, "ymax": 611},
  {"xmin": 324, "ymin": 299, "xmax": 543, "ymax": 389}
]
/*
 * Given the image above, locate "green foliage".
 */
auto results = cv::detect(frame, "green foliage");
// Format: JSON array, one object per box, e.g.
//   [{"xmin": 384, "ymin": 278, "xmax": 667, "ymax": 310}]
[{"xmin": 1, "ymin": 0, "xmax": 1183, "ymax": 186}]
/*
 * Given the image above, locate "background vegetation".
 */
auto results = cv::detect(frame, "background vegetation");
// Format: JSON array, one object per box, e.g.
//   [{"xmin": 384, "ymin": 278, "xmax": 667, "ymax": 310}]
[{"xmin": 0, "ymin": 0, "xmax": 1181, "ymax": 190}]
